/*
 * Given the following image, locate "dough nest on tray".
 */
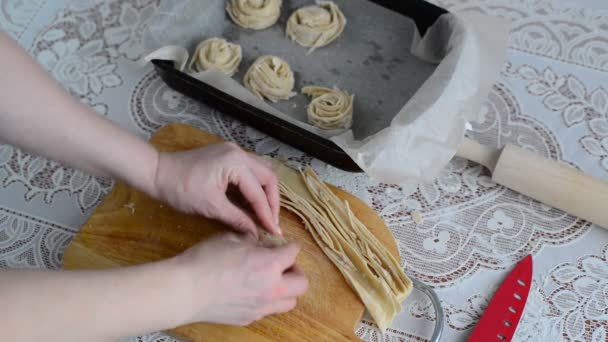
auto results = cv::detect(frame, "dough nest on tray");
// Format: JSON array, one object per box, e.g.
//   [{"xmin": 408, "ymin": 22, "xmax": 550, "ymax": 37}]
[
  {"xmin": 189, "ymin": 38, "xmax": 242, "ymax": 77},
  {"xmin": 226, "ymin": 0, "xmax": 282, "ymax": 30},
  {"xmin": 244, "ymin": 55, "xmax": 296, "ymax": 102},
  {"xmin": 302, "ymin": 86, "xmax": 353, "ymax": 130},
  {"xmin": 286, "ymin": 1, "xmax": 346, "ymax": 54}
]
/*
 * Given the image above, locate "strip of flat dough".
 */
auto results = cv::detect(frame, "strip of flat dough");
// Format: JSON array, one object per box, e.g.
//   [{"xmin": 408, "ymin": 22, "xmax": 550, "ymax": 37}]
[
  {"xmin": 276, "ymin": 164, "xmax": 412, "ymax": 331},
  {"xmin": 226, "ymin": 0, "xmax": 282, "ymax": 30},
  {"xmin": 189, "ymin": 38, "xmax": 242, "ymax": 77},
  {"xmin": 302, "ymin": 86, "xmax": 354, "ymax": 130},
  {"xmin": 286, "ymin": 1, "xmax": 346, "ymax": 54},
  {"xmin": 244, "ymin": 55, "xmax": 296, "ymax": 102}
]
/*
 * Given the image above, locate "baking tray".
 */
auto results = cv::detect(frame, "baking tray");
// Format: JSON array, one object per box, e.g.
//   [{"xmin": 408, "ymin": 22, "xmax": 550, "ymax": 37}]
[{"xmin": 152, "ymin": 0, "xmax": 448, "ymax": 171}]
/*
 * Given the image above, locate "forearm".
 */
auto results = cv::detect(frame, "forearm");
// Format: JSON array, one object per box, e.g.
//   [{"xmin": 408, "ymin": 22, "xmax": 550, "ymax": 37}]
[
  {"xmin": 0, "ymin": 31, "xmax": 157, "ymax": 195},
  {"xmin": 0, "ymin": 259, "xmax": 191, "ymax": 341}
]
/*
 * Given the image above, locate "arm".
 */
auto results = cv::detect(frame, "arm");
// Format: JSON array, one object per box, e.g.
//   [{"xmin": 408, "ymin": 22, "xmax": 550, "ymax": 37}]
[
  {"xmin": 1, "ymin": 234, "xmax": 307, "ymax": 342},
  {"xmin": 0, "ymin": 31, "xmax": 306, "ymax": 340},
  {"xmin": 2, "ymin": 259, "xmax": 189, "ymax": 341},
  {"xmin": 0, "ymin": 31, "xmax": 280, "ymax": 235},
  {"xmin": 0, "ymin": 32, "xmax": 157, "ymax": 195}
]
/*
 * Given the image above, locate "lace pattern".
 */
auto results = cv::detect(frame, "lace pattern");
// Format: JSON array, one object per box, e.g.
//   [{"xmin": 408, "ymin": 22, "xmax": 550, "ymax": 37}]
[{"xmin": 0, "ymin": 0, "xmax": 607, "ymax": 340}]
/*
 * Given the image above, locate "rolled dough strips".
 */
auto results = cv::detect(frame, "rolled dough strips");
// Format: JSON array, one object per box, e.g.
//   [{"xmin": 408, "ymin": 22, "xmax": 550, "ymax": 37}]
[
  {"xmin": 228, "ymin": 187, "xmax": 287, "ymax": 248},
  {"xmin": 302, "ymin": 86, "xmax": 353, "ymax": 130},
  {"xmin": 277, "ymin": 165, "xmax": 412, "ymax": 331},
  {"xmin": 226, "ymin": 0, "xmax": 282, "ymax": 30},
  {"xmin": 189, "ymin": 38, "xmax": 242, "ymax": 77},
  {"xmin": 258, "ymin": 229, "xmax": 287, "ymax": 248},
  {"xmin": 244, "ymin": 55, "xmax": 296, "ymax": 102},
  {"xmin": 286, "ymin": 1, "xmax": 346, "ymax": 54}
]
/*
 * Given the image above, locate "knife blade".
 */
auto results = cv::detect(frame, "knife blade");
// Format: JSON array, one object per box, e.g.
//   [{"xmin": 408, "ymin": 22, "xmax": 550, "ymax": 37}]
[{"xmin": 467, "ymin": 255, "xmax": 533, "ymax": 342}]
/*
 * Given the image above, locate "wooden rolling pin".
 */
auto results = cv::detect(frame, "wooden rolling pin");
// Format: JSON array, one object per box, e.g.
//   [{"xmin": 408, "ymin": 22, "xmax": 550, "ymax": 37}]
[{"xmin": 456, "ymin": 138, "xmax": 608, "ymax": 228}]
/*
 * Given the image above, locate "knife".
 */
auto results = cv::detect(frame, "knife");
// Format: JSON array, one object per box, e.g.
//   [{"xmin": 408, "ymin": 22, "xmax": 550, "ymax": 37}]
[{"xmin": 467, "ymin": 255, "xmax": 533, "ymax": 342}]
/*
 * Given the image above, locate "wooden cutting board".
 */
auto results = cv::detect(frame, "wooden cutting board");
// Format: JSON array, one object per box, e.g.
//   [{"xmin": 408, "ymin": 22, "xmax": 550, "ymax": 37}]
[{"xmin": 63, "ymin": 123, "xmax": 400, "ymax": 341}]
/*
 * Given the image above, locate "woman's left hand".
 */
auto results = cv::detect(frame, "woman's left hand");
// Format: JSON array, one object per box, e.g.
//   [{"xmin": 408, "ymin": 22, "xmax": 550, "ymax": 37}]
[{"xmin": 151, "ymin": 142, "xmax": 281, "ymax": 238}]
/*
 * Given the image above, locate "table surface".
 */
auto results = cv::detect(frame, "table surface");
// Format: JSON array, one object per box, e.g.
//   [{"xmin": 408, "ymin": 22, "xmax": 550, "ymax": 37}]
[{"xmin": 1, "ymin": 0, "xmax": 607, "ymax": 341}]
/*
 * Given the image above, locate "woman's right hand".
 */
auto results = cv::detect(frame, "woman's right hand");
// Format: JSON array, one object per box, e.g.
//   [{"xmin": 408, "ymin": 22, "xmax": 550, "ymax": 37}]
[{"xmin": 173, "ymin": 233, "xmax": 309, "ymax": 326}]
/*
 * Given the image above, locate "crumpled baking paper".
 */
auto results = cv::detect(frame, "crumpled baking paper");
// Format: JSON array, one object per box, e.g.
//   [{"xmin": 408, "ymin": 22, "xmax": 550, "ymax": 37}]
[
  {"xmin": 140, "ymin": 5, "xmax": 508, "ymax": 185},
  {"xmin": 333, "ymin": 12, "xmax": 509, "ymax": 184}
]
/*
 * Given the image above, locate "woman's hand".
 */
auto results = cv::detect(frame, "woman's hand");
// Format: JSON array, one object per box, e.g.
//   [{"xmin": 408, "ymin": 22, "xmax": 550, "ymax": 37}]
[
  {"xmin": 0, "ymin": 233, "xmax": 308, "ymax": 341},
  {"xmin": 0, "ymin": 33, "xmax": 281, "ymax": 237},
  {"xmin": 174, "ymin": 233, "xmax": 308, "ymax": 326},
  {"xmin": 0, "ymin": 31, "xmax": 307, "ymax": 340},
  {"xmin": 152, "ymin": 142, "xmax": 281, "ymax": 237}
]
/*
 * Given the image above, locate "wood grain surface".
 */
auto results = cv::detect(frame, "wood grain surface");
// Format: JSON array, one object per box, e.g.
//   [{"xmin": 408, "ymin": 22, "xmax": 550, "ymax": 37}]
[{"xmin": 63, "ymin": 124, "xmax": 400, "ymax": 341}]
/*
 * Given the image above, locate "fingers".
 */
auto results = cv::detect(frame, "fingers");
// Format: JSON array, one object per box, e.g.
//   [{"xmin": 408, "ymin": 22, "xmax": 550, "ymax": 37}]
[
  {"xmin": 217, "ymin": 231, "xmax": 257, "ymax": 244},
  {"xmin": 246, "ymin": 155, "xmax": 281, "ymax": 232},
  {"xmin": 212, "ymin": 197, "xmax": 259, "ymax": 238},
  {"xmin": 266, "ymin": 298, "xmax": 298, "ymax": 315},
  {"xmin": 255, "ymin": 155, "xmax": 274, "ymax": 169},
  {"xmin": 265, "ymin": 263, "xmax": 307, "ymax": 316},
  {"xmin": 269, "ymin": 243, "xmax": 301, "ymax": 271},
  {"xmin": 262, "ymin": 180, "xmax": 280, "ymax": 228},
  {"xmin": 282, "ymin": 268, "xmax": 309, "ymax": 297},
  {"xmin": 234, "ymin": 169, "xmax": 280, "ymax": 236},
  {"xmin": 285, "ymin": 264, "xmax": 305, "ymax": 276}
]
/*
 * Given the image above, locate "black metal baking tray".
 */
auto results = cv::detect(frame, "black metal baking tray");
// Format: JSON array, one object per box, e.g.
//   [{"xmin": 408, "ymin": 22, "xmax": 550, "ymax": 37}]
[{"xmin": 152, "ymin": 0, "xmax": 448, "ymax": 172}]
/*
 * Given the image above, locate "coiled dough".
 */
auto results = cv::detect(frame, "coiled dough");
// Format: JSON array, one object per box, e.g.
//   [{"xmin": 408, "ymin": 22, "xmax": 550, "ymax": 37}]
[
  {"xmin": 226, "ymin": 0, "xmax": 282, "ymax": 30},
  {"xmin": 189, "ymin": 38, "xmax": 242, "ymax": 77},
  {"xmin": 302, "ymin": 86, "xmax": 353, "ymax": 130},
  {"xmin": 244, "ymin": 56, "xmax": 296, "ymax": 102},
  {"xmin": 286, "ymin": 1, "xmax": 346, "ymax": 54}
]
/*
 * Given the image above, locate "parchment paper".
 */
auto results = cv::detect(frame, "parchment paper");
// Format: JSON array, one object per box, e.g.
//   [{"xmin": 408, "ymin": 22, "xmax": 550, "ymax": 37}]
[{"xmin": 141, "ymin": 0, "xmax": 509, "ymax": 184}]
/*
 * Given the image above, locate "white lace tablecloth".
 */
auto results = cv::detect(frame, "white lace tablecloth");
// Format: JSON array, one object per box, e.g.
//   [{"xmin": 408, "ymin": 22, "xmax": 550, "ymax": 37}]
[{"xmin": 1, "ymin": 0, "xmax": 608, "ymax": 341}]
